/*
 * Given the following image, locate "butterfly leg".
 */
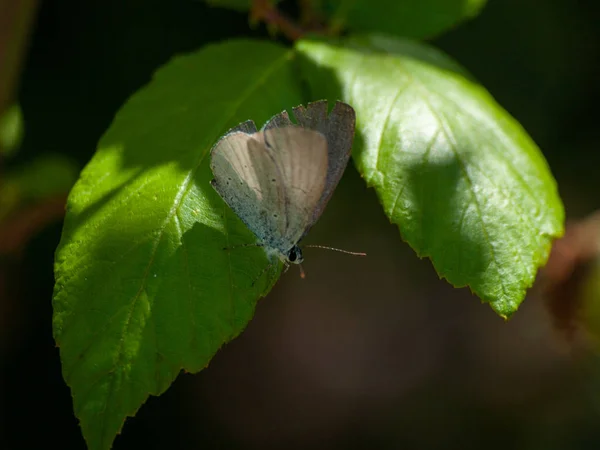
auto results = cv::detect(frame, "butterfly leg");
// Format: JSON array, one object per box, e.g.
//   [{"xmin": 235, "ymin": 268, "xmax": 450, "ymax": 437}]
[
  {"xmin": 251, "ymin": 260, "xmax": 275, "ymax": 287},
  {"xmin": 250, "ymin": 253, "xmax": 288, "ymax": 287}
]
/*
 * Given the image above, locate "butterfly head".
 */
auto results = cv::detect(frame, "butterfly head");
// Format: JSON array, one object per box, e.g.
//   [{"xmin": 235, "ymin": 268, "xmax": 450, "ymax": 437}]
[{"xmin": 286, "ymin": 245, "xmax": 304, "ymax": 265}]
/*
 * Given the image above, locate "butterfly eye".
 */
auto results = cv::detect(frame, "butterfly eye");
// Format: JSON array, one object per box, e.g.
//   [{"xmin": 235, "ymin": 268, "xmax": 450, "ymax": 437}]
[
  {"xmin": 287, "ymin": 246, "xmax": 303, "ymax": 264},
  {"xmin": 288, "ymin": 248, "xmax": 297, "ymax": 262}
]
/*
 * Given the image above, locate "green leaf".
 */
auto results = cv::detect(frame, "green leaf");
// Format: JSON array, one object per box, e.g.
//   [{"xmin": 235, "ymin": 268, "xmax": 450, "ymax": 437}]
[
  {"xmin": 296, "ymin": 34, "xmax": 564, "ymax": 317},
  {"xmin": 204, "ymin": 0, "xmax": 280, "ymax": 12},
  {"xmin": 0, "ymin": 104, "xmax": 24, "ymax": 158},
  {"xmin": 204, "ymin": 0, "xmax": 252, "ymax": 11},
  {"xmin": 53, "ymin": 39, "xmax": 302, "ymax": 450},
  {"xmin": 321, "ymin": 0, "xmax": 487, "ymax": 39}
]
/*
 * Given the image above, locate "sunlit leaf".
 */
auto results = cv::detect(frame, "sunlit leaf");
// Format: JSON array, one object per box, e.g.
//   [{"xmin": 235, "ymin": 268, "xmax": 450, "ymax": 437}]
[
  {"xmin": 53, "ymin": 39, "xmax": 301, "ymax": 450},
  {"xmin": 297, "ymin": 34, "xmax": 564, "ymax": 317}
]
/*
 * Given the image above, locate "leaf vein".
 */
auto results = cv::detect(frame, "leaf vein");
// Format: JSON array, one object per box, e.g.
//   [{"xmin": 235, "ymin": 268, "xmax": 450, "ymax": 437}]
[
  {"xmin": 407, "ymin": 72, "xmax": 510, "ymax": 302},
  {"xmin": 374, "ymin": 80, "xmax": 412, "ymax": 177}
]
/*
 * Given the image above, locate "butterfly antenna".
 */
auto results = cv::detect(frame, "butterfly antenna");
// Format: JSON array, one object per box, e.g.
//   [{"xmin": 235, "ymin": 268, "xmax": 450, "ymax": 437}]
[{"xmin": 304, "ymin": 244, "xmax": 367, "ymax": 257}]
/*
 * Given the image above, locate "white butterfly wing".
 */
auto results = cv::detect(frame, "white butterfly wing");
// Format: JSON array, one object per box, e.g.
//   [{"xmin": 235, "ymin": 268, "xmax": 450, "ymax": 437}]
[
  {"xmin": 262, "ymin": 127, "xmax": 328, "ymax": 247},
  {"xmin": 262, "ymin": 101, "xmax": 356, "ymax": 236},
  {"xmin": 292, "ymin": 101, "xmax": 355, "ymax": 233},
  {"xmin": 210, "ymin": 131, "xmax": 286, "ymax": 249},
  {"xmin": 210, "ymin": 127, "xmax": 328, "ymax": 254}
]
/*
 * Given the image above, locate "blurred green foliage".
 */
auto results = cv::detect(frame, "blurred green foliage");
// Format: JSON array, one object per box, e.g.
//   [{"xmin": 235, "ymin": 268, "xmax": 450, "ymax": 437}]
[
  {"xmin": 0, "ymin": 104, "xmax": 24, "ymax": 157},
  {"xmin": 48, "ymin": 0, "xmax": 566, "ymax": 445},
  {"xmin": 0, "ymin": 154, "xmax": 78, "ymax": 221},
  {"xmin": 4, "ymin": 1, "xmax": 600, "ymax": 450}
]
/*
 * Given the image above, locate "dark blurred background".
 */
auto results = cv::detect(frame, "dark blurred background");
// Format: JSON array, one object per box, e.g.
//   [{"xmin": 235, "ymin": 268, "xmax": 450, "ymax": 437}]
[{"xmin": 3, "ymin": 0, "xmax": 600, "ymax": 449}]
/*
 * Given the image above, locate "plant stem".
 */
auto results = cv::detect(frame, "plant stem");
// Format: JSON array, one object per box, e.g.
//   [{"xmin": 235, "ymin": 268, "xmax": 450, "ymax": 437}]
[{"xmin": 251, "ymin": 0, "xmax": 305, "ymax": 40}]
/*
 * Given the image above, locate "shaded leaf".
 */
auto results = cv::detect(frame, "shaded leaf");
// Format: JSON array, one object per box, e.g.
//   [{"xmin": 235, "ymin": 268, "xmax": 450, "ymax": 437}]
[
  {"xmin": 320, "ymin": 0, "xmax": 487, "ymax": 39},
  {"xmin": 53, "ymin": 39, "xmax": 302, "ymax": 450},
  {"xmin": 296, "ymin": 34, "xmax": 564, "ymax": 317},
  {"xmin": 204, "ymin": 0, "xmax": 280, "ymax": 12}
]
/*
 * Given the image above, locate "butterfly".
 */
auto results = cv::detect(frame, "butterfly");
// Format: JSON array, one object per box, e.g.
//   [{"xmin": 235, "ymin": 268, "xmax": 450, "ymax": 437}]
[{"xmin": 210, "ymin": 100, "xmax": 360, "ymax": 280}]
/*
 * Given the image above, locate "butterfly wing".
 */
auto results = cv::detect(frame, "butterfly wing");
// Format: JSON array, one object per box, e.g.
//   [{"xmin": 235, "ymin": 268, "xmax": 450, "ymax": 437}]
[
  {"xmin": 262, "ymin": 126, "xmax": 329, "ymax": 249},
  {"xmin": 228, "ymin": 119, "xmax": 258, "ymax": 135},
  {"xmin": 210, "ymin": 126, "xmax": 328, "ymax": 254},
  {"xmin": 292, "ymin": 101, "xmax": 356, "ymax": 235},
  {"xmin": 210, "ymin": 131, "xmax": 287, "ymax": 250},
  {"xmin": 212, "ymin": 99, "xmax": 353, "ymax": 254}
]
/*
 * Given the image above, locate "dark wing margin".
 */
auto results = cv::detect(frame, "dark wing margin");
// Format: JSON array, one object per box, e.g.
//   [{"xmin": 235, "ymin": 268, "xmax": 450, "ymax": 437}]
[{"xmin": 228, "ymin": 120, "xmax": 258, "ymax": 135}]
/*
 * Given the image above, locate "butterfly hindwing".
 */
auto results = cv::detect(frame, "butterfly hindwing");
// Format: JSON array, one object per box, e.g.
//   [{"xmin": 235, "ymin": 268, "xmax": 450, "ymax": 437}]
[{"xmin": 210, "ymin": 131, "xmax": 286, "ymax": 249}]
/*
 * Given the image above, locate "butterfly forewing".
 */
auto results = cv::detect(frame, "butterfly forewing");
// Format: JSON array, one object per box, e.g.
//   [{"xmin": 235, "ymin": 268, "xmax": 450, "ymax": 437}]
[{"xmin": 263, "ymin": 127, "xmax": 329, "ymax": 247}]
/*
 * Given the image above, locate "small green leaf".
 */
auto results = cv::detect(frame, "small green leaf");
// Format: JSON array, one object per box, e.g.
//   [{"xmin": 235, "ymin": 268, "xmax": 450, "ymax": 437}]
[
  {"xmin": 321, "ymin": 0, "xmax": 487, "ymax": 39},
  {"xmin": 296, "ymin": 34, "xmax": 564, "ymax": 317},
  {"xmin": 53, "ymin": 39, "xmax": 302, "ymax": 450},
  {"xmin": 0, "ymin": 104, "xmax": 25, "ymax": 158}
]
